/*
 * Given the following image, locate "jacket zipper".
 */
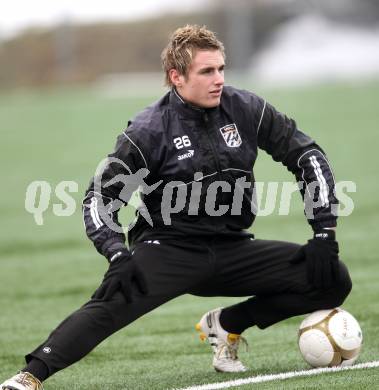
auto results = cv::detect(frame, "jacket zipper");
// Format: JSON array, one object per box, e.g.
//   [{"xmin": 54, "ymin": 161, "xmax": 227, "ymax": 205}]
[{"xmin": 203, "ymin": 112, "xmax": 223, "ymax": 180}]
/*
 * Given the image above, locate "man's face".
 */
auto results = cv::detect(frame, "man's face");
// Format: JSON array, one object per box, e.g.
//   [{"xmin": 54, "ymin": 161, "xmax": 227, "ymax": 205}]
[{"xmin": 174, "ymin": 50, "xmax": 225, "ymax": 108}]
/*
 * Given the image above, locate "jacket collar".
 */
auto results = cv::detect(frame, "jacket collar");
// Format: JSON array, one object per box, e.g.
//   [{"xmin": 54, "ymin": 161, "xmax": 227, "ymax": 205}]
[{"xmin": 169, "ymin": 88, "xmax": 219, "ymax": 120}]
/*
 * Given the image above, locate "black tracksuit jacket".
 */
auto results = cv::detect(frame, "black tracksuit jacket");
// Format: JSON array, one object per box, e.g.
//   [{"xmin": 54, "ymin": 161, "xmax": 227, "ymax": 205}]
[{"xmin": 83, "ymin": 86, "xmax": 338, "ymax": 259}]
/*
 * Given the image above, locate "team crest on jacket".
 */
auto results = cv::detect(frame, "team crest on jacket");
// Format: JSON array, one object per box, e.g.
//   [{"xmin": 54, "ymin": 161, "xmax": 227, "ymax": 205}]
[{"xmin": 219, "ymin": 123, "xmax": 242, "ymax": 147}]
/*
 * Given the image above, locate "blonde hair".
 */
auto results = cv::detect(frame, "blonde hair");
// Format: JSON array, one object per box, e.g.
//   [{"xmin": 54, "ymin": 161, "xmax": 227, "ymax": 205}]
[{"xmin": 161, "ymin": 25, "xmax": 225, "ymax": 87}]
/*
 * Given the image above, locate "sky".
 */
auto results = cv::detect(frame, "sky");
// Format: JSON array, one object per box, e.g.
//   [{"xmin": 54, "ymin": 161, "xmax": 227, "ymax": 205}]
[{"xmin": 0, "ymin": 0, "xmax": 208, "ymax": 38}]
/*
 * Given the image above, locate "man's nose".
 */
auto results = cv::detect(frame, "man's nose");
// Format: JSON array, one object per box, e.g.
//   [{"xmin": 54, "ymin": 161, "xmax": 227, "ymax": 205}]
[{"xmin": 215, "ymin": 70, "xmax": 224, "ymax": 85}]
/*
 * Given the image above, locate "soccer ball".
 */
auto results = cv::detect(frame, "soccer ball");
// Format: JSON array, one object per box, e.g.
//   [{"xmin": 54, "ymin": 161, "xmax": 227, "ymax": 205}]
[{"xmin": 298, "ymin": 308, "xmax": 362, "ymax": 368}]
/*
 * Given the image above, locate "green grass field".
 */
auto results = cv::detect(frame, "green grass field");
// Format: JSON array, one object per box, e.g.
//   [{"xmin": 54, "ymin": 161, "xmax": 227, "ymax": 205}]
[{"xmin": 0, "ymin": 80, "xmax": 378, "ymax": 389}]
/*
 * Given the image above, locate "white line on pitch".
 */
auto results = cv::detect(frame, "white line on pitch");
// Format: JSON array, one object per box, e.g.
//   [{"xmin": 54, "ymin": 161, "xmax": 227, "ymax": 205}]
[{"xmin": 173, "ymin": 361, "xmax": 379, "ymax": 390}]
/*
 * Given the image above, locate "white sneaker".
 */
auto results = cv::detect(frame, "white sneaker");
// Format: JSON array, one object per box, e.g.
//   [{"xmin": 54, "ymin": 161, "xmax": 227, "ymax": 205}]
[
  {"xmin": 1, "ymin": 372, "xmax": 43, "ymax": 390},
  {"xmin": 196, "ymin": 307, "xmax": 248, "ymax": 372}
]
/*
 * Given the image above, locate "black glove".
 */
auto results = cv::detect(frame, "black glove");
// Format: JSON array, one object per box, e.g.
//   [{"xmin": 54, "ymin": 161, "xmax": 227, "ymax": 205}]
[
  {"xmin": 92, "ymin": 248, "xmax": 148, "ymax": 302},
  {"xmin": 291, "ymin": 229, "xmax": 340, "ymax": 290}
]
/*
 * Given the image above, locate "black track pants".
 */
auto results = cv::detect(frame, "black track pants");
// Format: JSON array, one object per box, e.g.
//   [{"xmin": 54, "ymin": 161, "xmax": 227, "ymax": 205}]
[{"xmin": 26, "ymin": 237, "xmax": 352, "ymax": 376}]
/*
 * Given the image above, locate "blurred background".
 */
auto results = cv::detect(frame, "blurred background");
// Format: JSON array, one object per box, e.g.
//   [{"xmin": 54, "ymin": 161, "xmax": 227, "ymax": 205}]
[
  {"xmin": 1, "ymin": 0, "xmax": 379, "ymax": 90},
  {"xmin": 1, "ymin": 1, "xmax": 378, "ymax": 389}
]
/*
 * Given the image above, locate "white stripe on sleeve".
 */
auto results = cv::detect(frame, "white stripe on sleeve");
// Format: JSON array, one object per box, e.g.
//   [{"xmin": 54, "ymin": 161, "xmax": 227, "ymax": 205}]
[
  {"xmin": 257, "ymin": 100, "xmax": 267, "ymax": 135},
  {"xmin": 123, "ymin": 132, "xmax": 148, "ymax": 169},
  {"xmin": 90, "ymin": 197, "xmax": 103, "ymax": 230},
  {"xmin": 309, "ymin": 155, "xmax": 329, "ymax": 207}
]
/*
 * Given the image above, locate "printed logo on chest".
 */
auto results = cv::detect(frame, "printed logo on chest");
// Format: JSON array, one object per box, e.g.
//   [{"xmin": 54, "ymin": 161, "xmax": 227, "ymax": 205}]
[{"xmin": 219, "ymin": 123, "xmax": 242, "ymax": 147}]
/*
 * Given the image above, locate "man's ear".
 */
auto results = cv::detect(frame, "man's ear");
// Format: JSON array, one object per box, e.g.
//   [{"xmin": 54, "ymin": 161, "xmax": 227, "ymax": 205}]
[{"xmin": 169, "ymin": 69, "xmax": 184, "ymax": 88}]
